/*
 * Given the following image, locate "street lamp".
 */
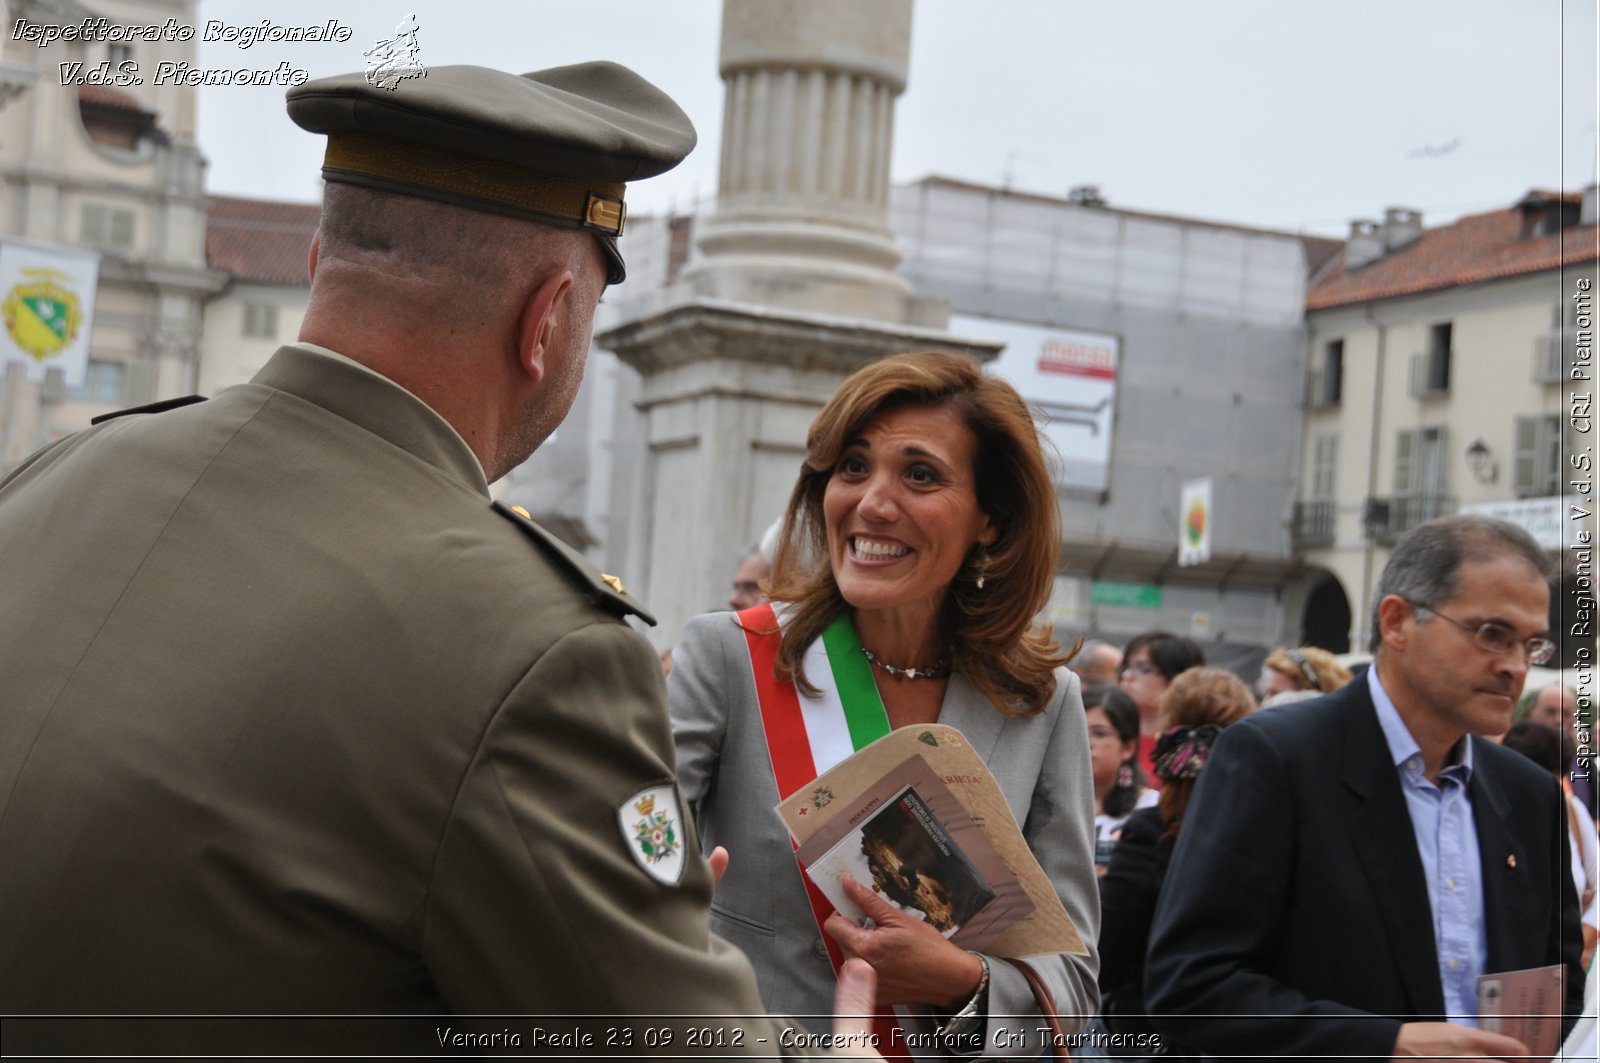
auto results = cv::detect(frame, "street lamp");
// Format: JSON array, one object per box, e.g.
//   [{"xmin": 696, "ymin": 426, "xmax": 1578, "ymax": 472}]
[{"xmin": 1465, "ymin": 438, "xmax": 1497, "ymax": 484}]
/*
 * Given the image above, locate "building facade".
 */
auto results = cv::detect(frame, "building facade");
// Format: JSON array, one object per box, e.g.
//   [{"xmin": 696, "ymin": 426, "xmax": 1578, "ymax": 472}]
[
  {"xmin": 0, "ymin": 0, "xmax": 223, "ymax": 468},
  {"xmin": 512, "ymin": 177, "xmax": 1335, "ymax": 665},
  {"xmin": 1295, "ymin": 190, "xmax": 1598, "ymax": 661},
  {"xmin": 890, "ymin": 176, "xmax": 1333, "ymax": 671},
  {"xmin": 10, "ymin": 4, "xmax": 1584, "ymax": 678}
]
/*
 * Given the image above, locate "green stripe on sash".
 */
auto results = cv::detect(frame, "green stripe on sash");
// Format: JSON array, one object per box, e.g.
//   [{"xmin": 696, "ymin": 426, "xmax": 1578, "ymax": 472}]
[{"xmin": 820, "ymin": 614, "xmax": 891, "ymax": 750}]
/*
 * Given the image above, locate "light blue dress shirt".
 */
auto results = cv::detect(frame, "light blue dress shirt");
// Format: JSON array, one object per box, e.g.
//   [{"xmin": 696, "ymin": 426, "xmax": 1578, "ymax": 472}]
[{"xmin": 1368, "ymin": 666, "xmax": 1486, "ymax": 1027}]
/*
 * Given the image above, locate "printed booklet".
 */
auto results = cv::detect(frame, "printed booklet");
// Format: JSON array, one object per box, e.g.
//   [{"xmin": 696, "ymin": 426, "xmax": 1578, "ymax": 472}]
[{"xmin": 777, "ymin": 724, "xmax": 1085, "ymax": 958}]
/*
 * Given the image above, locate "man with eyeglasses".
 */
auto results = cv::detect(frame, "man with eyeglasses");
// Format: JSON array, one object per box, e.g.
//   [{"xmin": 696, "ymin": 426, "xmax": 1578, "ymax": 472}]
[{"xmin": 1147, "ymin": 515, "xmax": 1583, "ymax": 1061}]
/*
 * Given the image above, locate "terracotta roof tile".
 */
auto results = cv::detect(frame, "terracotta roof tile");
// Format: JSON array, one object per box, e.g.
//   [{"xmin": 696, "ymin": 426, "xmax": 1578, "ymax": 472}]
[
  {"xmin": 1308, "ymin": 197, "xmax": 1598, "ymax": 310},
  {"xmin": 77, "ymin": 84, "xmax": 145, "ymax": 112},
  {"xmin": 206, "ymin": 195, "xmax": 320, "ymax": 286}
]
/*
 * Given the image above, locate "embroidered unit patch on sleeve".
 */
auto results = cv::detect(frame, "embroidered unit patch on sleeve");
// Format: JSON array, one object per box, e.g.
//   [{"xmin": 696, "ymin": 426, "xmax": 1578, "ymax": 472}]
[{"xmin": 618, "ymin": 785, "xmax": 686, "ymax": 886}]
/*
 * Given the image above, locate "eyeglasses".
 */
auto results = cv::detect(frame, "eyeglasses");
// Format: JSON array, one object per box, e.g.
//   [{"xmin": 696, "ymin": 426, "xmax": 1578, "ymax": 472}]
[
  {"xmin": 1087, "ymin": 726, "xmax": 1121, "ymax": 742},
  {"xmin": 1403, "ymin": 598, "xmax": 1557, "ymax": 666},
  {"xmin": 1121, "ymin": 661, "xmax": 1160, "ymax": 678}
]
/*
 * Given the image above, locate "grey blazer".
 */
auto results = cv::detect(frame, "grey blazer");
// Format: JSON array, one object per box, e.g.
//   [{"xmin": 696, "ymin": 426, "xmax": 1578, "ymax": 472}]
[{"xmin": 669, "ymin": 611, "xmax": 1101, "ymax": 1056}]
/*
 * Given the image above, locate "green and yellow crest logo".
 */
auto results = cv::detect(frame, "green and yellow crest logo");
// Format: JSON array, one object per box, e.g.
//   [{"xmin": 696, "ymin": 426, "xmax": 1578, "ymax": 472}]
[{"xmin": 4, "ymin": 268, "xmax": 84, "ymax": 362}]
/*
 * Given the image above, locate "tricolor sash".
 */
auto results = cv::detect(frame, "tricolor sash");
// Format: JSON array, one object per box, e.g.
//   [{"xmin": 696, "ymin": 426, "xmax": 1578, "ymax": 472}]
[{"xmin": 739, "ymin": 603, "xmax": 912, "ymax": 1056}]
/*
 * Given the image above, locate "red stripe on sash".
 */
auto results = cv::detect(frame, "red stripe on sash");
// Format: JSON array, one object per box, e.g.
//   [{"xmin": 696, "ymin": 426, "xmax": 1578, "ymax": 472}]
[
  {"xmin": 740, "ymin": 604, "xmax": 848, "ymax": 964},
  {"xmin": 741, "ymin": 604, "xmax": 816, "ymax": 800},
  {"xmin": 740, "ymin": 605, "xmax": 910, "ymax": 1059}
]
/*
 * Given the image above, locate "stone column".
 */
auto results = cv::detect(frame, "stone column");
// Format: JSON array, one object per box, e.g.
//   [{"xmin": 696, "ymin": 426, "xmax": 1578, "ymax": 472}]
[{"xmin": 684, "ymin": 0, "xmax": 923, "ymax": 324}]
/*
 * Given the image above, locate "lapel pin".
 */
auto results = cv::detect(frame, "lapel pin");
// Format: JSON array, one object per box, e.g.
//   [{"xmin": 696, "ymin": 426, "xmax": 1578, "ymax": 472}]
[{"xmin": 1506, "ymin": 854, "xmax": 1517, "ymax": 869}]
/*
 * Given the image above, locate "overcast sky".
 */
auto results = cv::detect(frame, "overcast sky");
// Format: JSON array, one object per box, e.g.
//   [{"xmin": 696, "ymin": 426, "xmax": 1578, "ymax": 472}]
[{"xmin": 196, "ymin": 0, "xmax": 1598, "ymax": 238}]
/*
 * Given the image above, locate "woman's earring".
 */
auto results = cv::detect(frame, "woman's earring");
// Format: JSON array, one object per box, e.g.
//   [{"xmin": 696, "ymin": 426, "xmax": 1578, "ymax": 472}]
[
  {"xmin": 975, "ymin": 552, "xmax": 989, "ymax": 590},
  {"xmin": 1116, "ymin": 763, "xmax": 1134, "ymax": 790}
]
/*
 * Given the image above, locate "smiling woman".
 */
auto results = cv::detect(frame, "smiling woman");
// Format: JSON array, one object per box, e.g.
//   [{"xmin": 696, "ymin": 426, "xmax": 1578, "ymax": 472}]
[
  {"xmin": 769, "ymin": 352, "xmax": 1073, "ymax": 714},
  {"xmin": 822, "ymin": 403, "xmax": 996, "ymax": 680},
  {"xmin": 667, "ymin": 351, "xmax": 1100, "ymax": 1056}
]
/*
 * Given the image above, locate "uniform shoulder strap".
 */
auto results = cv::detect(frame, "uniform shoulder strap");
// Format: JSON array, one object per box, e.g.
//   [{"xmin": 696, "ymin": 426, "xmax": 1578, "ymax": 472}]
[
  {"xmin": 491, "ymin": 500, "xmax": 656, "ymax": 626},
  {"xmin": 90, "ymin": 395, "xmax": 206, "ymax": 425}
]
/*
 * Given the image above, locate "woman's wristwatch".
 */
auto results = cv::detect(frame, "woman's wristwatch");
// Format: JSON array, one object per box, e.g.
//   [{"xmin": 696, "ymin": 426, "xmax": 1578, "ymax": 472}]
[{"xmin": 937, "ymin": 952, "xmax": 990, "ymax": 1043}]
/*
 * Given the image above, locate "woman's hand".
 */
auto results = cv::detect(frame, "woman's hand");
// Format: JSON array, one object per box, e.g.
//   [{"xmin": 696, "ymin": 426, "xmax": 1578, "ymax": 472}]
[
  {"xmin": 707, "ymin": 845, "xmax": 730, "ymax": 884},
  {"xmin": 822, "ymin": 874, "xmax": 985, "ymax": 1008}
]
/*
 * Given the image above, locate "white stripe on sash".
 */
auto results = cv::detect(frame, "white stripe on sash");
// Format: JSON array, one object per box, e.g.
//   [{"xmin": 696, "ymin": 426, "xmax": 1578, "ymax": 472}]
[{"xmin": 796, "ymin": 634, "xmax": 855, "ymax": 776}]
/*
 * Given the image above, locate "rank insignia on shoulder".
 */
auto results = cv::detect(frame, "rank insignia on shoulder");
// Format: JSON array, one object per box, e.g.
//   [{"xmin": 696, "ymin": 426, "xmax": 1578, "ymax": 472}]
[
  {"xmin": 490, "ymin": 500, "xmax": 656, "ymax": 626},
  {"xmin": 90, "ymin": 395, "xmax": 206, "ymax": 425},
  {"xmin": 619, "ymin": 784, "xmax": 686, "ymax": 886}
]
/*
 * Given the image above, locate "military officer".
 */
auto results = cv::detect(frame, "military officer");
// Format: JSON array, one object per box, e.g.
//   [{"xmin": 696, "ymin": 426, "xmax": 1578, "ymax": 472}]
[{"xmin": 0, "ymin": 62, "xmax": 876, "ymax": 1056}]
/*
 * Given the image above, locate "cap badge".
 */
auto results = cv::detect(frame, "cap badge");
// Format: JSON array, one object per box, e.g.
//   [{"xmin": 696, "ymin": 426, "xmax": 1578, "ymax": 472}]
[
  {"xmin": 583, "ymin": 193, "xmax": 626, "ymax": 236},
  {"xmin": 600, "ymin": 573, "xmax": 626, "ymax": 595}
]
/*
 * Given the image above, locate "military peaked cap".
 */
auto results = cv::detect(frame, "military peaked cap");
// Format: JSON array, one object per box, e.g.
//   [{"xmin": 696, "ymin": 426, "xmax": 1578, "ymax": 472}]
[{"xmin": 286, "ymin": 62, "xmax": 697, "ymax": 284}]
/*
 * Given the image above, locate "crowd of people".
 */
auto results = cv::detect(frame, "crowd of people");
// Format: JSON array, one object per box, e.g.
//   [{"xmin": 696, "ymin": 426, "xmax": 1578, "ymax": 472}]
[
  {"xmin": 683, "ymin": 360, "xmax": 1594, "ymax": 1062},
  {"xmin": 0, "ymin": 55, "xmax": 1593, "ymax": 1063}
]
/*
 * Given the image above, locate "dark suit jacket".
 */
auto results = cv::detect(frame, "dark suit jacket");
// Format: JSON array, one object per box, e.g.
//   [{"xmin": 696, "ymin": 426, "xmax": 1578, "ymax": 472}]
[
  {"xmin": 1096, "ymin": 806, "xmax": 1173, "ymax": 1042},
  {"xmin": 1144, "ymin": 676, "xmax": 1583, "ymax": 1062}
]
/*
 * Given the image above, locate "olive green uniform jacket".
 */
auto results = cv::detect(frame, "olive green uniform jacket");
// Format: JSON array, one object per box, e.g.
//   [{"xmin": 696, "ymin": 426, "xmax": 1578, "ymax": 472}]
[{"xmin": 0, "ymin": 345, "xmax": 809, "ymax": 1053}]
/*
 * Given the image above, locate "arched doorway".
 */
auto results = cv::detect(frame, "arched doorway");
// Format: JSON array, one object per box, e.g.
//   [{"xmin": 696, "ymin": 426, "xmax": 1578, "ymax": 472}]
[{"xmin": 1302, "ymin": 575, "xmax": 1352, "ymax": 654}]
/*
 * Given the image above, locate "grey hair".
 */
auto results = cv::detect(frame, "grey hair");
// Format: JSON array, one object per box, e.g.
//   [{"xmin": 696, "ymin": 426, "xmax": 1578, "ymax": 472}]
[{"xmin": 1367, "ymin": 514, "xmax": 1553, "ymax": 651}]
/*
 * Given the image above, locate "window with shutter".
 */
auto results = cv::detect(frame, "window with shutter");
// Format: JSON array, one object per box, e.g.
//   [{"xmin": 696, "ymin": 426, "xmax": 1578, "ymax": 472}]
[
  {"xmin": 1394, "ymin": 429, "xmax": 1415, "ymax": 495},
  {"xmin": 242, "ymin": 304, "xmax": 278, "ymax": 340},
  {"xmin": 1417, "ymin": 426, "xmax": 1447, "ymax": 496},
  {"xmin": 1513, "ymin": 414, "xmax": 1563, "ymax": 498},
  {"xmin": 1311, "ymin": 434, "xmax": 1338, "ymax": 498},
  {"xmin": 66, "ymin": 360, "xmax": 126, "ymax": 403},
  {"xmin": 81, "ymin": 203, "xmax": 136, "ymax": 250}
]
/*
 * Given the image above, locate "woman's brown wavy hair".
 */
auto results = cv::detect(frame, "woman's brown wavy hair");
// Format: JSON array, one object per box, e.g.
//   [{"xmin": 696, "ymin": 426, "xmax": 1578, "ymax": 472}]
[
  {"xmin": 1154, "ymin": 667, "xmax": 1255, "ymax": 837},
  {"xmin": 763, "ymin": 351, "xmax": 1075, "ymax": 715}
]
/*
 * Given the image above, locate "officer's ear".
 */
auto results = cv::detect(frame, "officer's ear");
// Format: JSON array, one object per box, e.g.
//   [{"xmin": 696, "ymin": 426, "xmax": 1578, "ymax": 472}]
[
  {"xmin": 514, "ymin": 268, "xmax": 574, "ymax": 385},
  {"xmin": 307, "ymin": 232, "xmax": 320, "ymax": 281}
]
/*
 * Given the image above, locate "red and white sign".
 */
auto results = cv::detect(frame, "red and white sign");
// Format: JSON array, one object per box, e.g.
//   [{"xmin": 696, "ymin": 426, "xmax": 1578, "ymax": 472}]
[
  {"xmin": 1038, "ymin": 338, "xmax": 1117, "ymax": 380},
  {"xmin": 952, "ymin": 315, "xmax": 1121, "ymax": 492}
]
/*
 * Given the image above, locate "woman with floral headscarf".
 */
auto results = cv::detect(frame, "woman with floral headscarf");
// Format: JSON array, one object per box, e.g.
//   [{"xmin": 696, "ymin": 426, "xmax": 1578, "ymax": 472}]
[{"xmin": 1096, "ymin": 667, "xmax": 1256, "ymax": 1057}]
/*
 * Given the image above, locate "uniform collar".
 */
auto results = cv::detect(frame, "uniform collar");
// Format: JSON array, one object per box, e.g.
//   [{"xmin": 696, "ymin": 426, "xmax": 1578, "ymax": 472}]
[{"xmin": 252, "ymin": 344, "xmax": 490, "ymax": 496}]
